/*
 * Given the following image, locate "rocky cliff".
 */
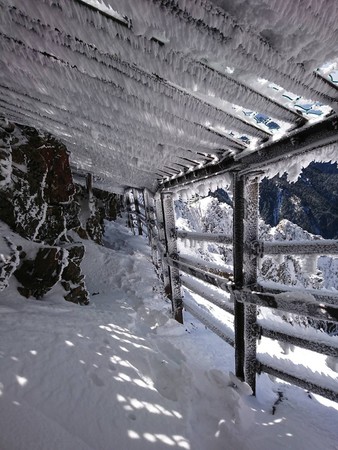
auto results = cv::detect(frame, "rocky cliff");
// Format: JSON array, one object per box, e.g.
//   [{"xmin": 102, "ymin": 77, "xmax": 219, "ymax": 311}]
[{"xmin": 0, "ymin": 116, "xmax": 122, "ymax": 304}]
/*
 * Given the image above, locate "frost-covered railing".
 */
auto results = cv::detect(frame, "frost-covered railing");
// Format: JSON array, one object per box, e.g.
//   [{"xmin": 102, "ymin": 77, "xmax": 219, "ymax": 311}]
[
  {"xmin": 125, "ymin": 184, "xmax": 338, "ymax": 403},
  {"xmin": 253, "ymin": 239, "xmax": 338, "ymax": 256},
  {"xmin": 176, "ymin": 230, "xmax": 233, "ymax": 245}
]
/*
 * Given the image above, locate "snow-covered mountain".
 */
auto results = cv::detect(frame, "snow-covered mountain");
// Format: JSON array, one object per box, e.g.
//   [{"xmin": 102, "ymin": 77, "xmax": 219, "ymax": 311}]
[
  {"xmin": 175, "ymin": 192, "xmax": 338, "ymax": 292},
  {"xmin": 260, "ymin": 162, "xmax": 338, "ymax": 239}
]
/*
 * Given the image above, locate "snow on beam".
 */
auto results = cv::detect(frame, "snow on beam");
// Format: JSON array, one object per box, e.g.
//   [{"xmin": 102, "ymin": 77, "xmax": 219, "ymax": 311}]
[
  {"xmin": 233, "ymin": 289, "xmax": 338, "ymax": 323},
  {"xmin": 5, "ymin": 0, "xmax": 307, "ymax": 126},
  {"xmin": 160, "ymin": 115, "xmax": 338, "ymax": 190},
  {"xmin": 238, "ymin": 114, "xmax": 338, "ymax": 175},
  {"xmin": 102, "ymin": 0, "xmax": 338, "ymax": 104},
  {"xmin": 6, "ymin": 0, "xmax": 338, "ymax": 111},
  {"xmin": 258, "ymin": 282, "xmax": 338, "ymax": 307},
  {"xmin": 0, "ymin": 85, "xmax": 218, "ymax": 171},
  {"xmin": 176, "ymin": 230, "xmax": 232, "ymax": 245},
  {"xmin": 0, "ymin": 78, "xmax": 229, "ymax": 157},
  {"xmin": 0, "ymin": 47, "xmax": 242, "ymax": 156},
  {"xmin": 260, "ymin": 327, "xmax": 338, "ymax": 359},
  {"xmin": 183, "ymin": 295, "xmax": 235, "ymax": 347},
  {"xmin": 181, "ymin": 275, "xmax": 234, "ymax": 316},
  {"xmin": 166, "ymin": 256, "xmax": 232, "ymax": 294},
  {"xmin": 0, "ymin": 13, "xmax": 272, "ymax": 142},
  {"xmin": 0, "ymin": 101, "xmax": 160, "ymax": 190},
  {"xmin": 196, "ymin": 61, "xmax": 306, "ymax": 126},
  {"xmin": 0, "ymin": 75, "xmax": 230, "ymax": 176},
  {"xmin": 257, "ymin": 239, "xmax": 338, "ymax": 256},
  {"xmin": 160, "ymin": 156, "xmax": 239, "ymax": 190},
  {"xmin": 158, "ymin": 0, "xmax": 338, "ymax": 102}
]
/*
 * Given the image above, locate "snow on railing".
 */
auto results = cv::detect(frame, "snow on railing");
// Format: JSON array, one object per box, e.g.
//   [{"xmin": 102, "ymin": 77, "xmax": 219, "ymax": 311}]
[
  {"xmin": 125, "ymin": 184, "xmax": 338, "ymax": 403},
  {"xmin": 257, "ymin": 239, "xmax": 338, "ymax": 255},
  {"xmin": 176, "ymin": 229, "xmax": 233, "ymax": 245}
]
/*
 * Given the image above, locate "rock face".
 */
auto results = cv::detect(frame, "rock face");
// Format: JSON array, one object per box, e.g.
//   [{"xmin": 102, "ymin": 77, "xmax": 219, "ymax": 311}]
[
  {"xmin": 0, "ymin": 116, "xmax": 122, "ymax": 304},
  {"xmin": 73, "ymin": 184, "xmax": 123, "ymax": 244},
  {"xmin": 0, "ymin": 120, "xmax": 78, "ymax": 243}
]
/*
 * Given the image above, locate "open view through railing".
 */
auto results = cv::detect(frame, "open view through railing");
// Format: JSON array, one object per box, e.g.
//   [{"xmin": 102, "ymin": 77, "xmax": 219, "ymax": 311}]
[{"xmin": 124, "ymin": 175, "xmax": 338, "ymax": 403}]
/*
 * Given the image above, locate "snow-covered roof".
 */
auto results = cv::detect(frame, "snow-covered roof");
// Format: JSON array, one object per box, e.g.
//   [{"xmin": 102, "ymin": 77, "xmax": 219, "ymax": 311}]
[{"xmin": 0, "ymin": 0, "xmax": 337, "ymax": 193}]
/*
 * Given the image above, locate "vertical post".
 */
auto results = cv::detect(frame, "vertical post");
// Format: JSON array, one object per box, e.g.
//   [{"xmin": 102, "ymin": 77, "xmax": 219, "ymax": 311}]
[
  {"xmin": 144, "ymin": 189, "xmax": 158, "ymax": 266},
  {"xmin": 143, "ymin": 189, "xmax": 152, "ymax": 243},
  {"xmin": 124, "ymin": 189, "xmax": 134, "ymax": 234},
  {"xmin": 155, "ymin": 194, "xmax": 171, "ymax": 298},
  {"xmin": 86, "ymin": 173, "xmax": 93, "ymax": 194},
  {"xmin": 161, "ymin": 191, "xmax": 183, "ymax": 324},
  {"xmin": 132, "ymin": 188, "xmax": 143, "ymax": 236},
  {"xmin": 243, "ymin": 176, "xmax": 259, "ymax": 394},
  {"xmin": 232, "ymin": 173, "xmax": 259, "ymax": 394},
  {"xmin": 233, "ymin": 173, "xmax": 245, "ymax": 381},
  {"xmin": 86, "ymin": 173, "xmax": 95, "ymax": 211}
]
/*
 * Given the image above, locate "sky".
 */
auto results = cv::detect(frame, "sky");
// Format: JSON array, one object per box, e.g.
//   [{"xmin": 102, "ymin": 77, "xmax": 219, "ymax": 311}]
[{"xmin": 0, "ymin": 218, "xmax": 338, "ymax": 450}]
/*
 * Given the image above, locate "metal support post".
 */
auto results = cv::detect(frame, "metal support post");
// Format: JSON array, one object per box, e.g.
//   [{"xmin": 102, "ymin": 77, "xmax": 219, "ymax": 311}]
[
  {"xmin": 161, "ymin": 191, "xmax": 183, "ymax": 324},
  {"xmin": 133, "ymin": 188, "xmax": 143, "ymax": 236},
  {"xmin": 233, "ymin": 173, "xmax": 245, "ymax": 381},
  {"xmin": 144, "ymin": 189, "xmax": 158, "ymax": 265},
  {"xmin": 143, "ymin": 189, "xmax": 152, "ymax": 243},
  {"xmin": 124, "ymin": 189, "xmax": 134, "ymax": 234},
  {"xmin": 155, "ymin": 194, "xmax": 171, "ymax": 298},
  {"xmin": 243, "ymin": 176, "xmax": 259, "ymax": 394},
  {"xmin": 232, "ymin": 173, "xmax": 259, "ymax": 394}
]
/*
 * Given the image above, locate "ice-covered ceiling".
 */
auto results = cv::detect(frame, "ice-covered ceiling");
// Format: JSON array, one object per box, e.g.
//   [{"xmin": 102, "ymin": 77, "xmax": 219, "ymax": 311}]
[{"xmin": 0, "ymin": 0, "xmax": 337, "ymax": 193}]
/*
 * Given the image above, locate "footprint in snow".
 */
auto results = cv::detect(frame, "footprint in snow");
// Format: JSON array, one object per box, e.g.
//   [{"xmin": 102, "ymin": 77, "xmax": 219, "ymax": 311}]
[{"xmin": 90, "ymin": 372, "xmax": 105, "ymax": 387}]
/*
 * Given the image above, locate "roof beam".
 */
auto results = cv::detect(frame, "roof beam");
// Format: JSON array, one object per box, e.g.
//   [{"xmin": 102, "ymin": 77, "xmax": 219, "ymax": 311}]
[
  {"xmin": 0, "ymin": 35, "xmax": 252, "ymax": 152},
  {"xmin": 129, "ymin": 0, "xmax": 338, "ymax": 104},
  {"xmin": 0, "ymin": 82, "xmax": 228, "ymax": 159},
  {"xmin": 0, "ymin": 23, "xmax": 271, "ymax": 141},
  {"xmin": 160, "ymin": 115, "xmax": 338, "ymax": 190}
]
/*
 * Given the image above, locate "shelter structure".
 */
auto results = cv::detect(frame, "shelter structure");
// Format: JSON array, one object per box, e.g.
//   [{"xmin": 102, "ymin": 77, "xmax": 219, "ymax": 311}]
[{"xmin": 0, "ymin": 0, "xmax": 338, "ymax": 399}]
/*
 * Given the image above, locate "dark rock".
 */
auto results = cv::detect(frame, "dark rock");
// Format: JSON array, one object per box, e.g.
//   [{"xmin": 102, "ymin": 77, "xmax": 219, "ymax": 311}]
[
  {"xmin": 15, "ymin": 247, "xmax": 64, "ymax": 299},
  {"xmin": 0, "ymin": 116, "xmax": 122, "ymax": 306},
  {"xmin": 61, "ymin": 244, "xmax": 89, "ymax": 305}
]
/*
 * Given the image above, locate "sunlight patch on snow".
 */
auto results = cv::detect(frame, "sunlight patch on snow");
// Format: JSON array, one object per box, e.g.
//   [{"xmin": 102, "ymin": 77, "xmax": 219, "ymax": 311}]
[
  {"xmin": 16, "ymin": 375, "xmax": 28, "ymax": 387},
  {"xmin": 127, "ymin": 429, "xmax": 140, "ymax": 439}
]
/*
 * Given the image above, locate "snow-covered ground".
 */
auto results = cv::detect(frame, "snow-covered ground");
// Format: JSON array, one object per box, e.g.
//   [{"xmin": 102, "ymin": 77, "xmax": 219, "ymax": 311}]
[{"xmin": 0, "ymin": 219, "xmax": 338, "ymax": 450}]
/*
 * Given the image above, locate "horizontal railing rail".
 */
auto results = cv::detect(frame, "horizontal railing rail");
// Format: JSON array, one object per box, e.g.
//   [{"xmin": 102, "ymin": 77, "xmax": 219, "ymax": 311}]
[
  {"xmin": 176, "ymin": 230, "xmax": 233, "ymax": 245},
  {"xmin": 232, "ymin": 288, "xmax": 338, "ymax": 323},
  {"xmin": 257, "ymin": 362, "xmax": 338, "ymax": 403},
  {"xmin": 258, "ymin": 282, "xmax": 338, "ymax": 306},
  {"xmin": 181, "ymin": 275, "xmax": 235, "ymax": 314},
  {"xmin": 167, "ymin": 256, "xmax": 232, "ymax": 293},
  {"xmin": 259, "ymin": 326, "xmax": 338, "ymax": 357},
  {"xmin": 183, "ymin": 295, "xmax": 235, "ymax": 347},
  {"xmin": 256, "ymin": 239, "xmax": 338, "ymax": 256}
]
